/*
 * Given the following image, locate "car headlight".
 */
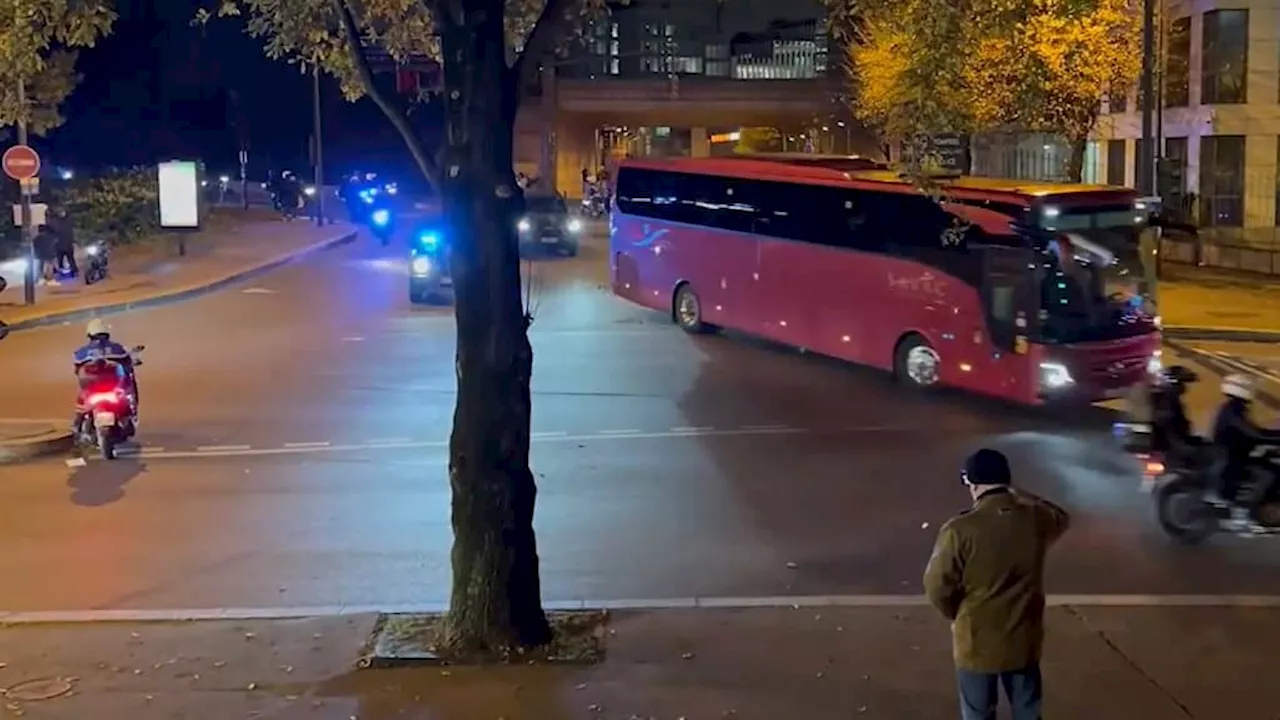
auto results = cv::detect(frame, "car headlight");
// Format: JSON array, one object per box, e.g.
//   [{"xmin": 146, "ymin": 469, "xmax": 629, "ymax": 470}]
[
  {"xmin": 567, "ymin": 218, "xmax": 583, "ymax": 233},
  {"xmin": 517, "ymin": 219, "xmax": 531, "ymax": 232},
  {"xmin": 1039, "ymin": 361, "xmax": 1074, "ymax": 389},
  {"xmin": 411, "ymin": 257, "xmax": 432, "ymax": 276}
]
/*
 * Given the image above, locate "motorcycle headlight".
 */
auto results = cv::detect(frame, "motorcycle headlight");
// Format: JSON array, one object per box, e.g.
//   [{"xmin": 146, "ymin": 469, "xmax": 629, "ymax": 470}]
[
  {"xmin": 411, "ymin": 257, "xmax": 432, "ymax": 276},
  {"xmin": 1147, "ymin": 350, "xmax": 1163, "ymax": 375},
  {"xmin": 517, "ymin": 219, "xmax": 531, "ymax": 232},
  {"xmin": 1039, "ymin": 362, "xmax": 1074, "ymax": 389},
  {"xmin": 567, "ymin": 218, "xmax": 583, "ymax": 233},
  {"xmin": 86, "ymin": 245, "xmax": 100, "ymax": 256},
  {"xmin": 371, "ymin": 209, "xmax": 390, "ymax": 226}
]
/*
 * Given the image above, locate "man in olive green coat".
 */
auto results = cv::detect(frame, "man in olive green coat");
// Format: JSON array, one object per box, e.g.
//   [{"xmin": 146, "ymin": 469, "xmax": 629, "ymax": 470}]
[{"xmin": 924, "ymin": 448, "xmax": 1071, "ymax": 720}]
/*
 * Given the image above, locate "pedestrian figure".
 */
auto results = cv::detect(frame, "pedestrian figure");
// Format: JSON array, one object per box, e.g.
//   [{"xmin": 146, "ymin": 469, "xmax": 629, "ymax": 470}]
[
  {"xmin": 924, "ymin": 448, "xmax": 1071, "ymax": 720},
  {"xmin": 33, "ymin": 224, "xmax": 58, "ymax": 285}
]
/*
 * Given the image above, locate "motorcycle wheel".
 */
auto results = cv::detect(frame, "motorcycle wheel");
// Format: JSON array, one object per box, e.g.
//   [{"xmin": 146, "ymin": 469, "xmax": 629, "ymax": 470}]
[
  {"xmin": 98, "ymin": 429, "xmax": 117, "ymax": 461},
  {"xmin": 1154, "ymin": 473, "xmax": 1216, "ymax": 545}
]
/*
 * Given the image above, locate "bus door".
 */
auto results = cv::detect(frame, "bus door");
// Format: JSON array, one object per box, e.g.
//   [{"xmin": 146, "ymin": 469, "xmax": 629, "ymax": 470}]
[{"xmin": 973, "ymin": 246, "xmax": 1040, "ymax": 401}]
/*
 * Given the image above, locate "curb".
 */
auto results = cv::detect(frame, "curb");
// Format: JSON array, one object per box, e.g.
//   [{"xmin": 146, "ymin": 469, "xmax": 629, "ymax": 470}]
[
  {"xmin": 1163, "ymin": 325, "xmax": 1280, "ymax": 343},
  {"xmin": 4, "ymin": 594, "xmax": 1280, "ymax": 624},
  {"xmin": 0, "ymin": 419, "xmax": 73, "ymax": 465},
  {"xmin": 0, "ymin": 228, "xmax": 359, "ymax": 333}
]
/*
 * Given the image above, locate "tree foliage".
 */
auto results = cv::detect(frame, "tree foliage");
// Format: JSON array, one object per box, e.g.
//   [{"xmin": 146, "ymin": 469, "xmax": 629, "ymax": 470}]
[
  {"xmin": 735, "ymin": 126, "xmax": 780, "ymax": 153},
  {"xmin": 202, "ymin": 0, "xmax": 604, "ymax": 188},
  {"xmin": 845, "ymin": 0, "xmax": 1141, "ymax": 178},
  {"xmin": 0, "ymin": 0, "xmax": 116, "ymax": 136}
]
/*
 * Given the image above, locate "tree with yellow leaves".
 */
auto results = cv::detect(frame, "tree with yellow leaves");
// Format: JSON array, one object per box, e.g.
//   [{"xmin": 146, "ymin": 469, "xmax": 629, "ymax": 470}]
[
  {"xmin": 735, "ymin": 127, "xmax": 782, "ymax": 153},
  {"xmin": 966, "ymin": 0, "xmax": 1141, "ymax": 180},
  {"xmin": 843, "ymin": 0, "xmax": 1141, "ymax": 181}
]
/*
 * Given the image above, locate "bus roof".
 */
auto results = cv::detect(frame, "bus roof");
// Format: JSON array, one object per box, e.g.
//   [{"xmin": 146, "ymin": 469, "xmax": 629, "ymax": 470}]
[{"xmin": 617, "ymin": 157, "xmax": 1134, "ymax": 205}]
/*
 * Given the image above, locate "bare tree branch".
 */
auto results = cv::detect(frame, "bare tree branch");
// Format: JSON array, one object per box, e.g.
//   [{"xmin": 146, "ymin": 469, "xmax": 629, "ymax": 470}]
[
  {"xmin": 332, "ymin": 0, "xmax": 441, "ymax": 187},
  {"xmin": 510, "ymin": 0, "xmax": 579, "ymax": 89}
]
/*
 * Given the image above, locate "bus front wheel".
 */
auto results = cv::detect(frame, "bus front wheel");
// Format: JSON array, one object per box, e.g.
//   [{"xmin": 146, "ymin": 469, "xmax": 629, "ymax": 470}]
[
  {"xmin": 895, "ymin": 335, "xmax": 941, "ymax": 390},
  {"xmin": 673, "ymin": 283, "xmax": 714, "ymax": 334}
]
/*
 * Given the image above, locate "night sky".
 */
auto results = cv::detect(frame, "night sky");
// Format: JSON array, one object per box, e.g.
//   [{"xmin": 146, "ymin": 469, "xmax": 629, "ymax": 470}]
[{"xmin": 42, "ymin": 0, "xmax": 423, "ymax": 183}]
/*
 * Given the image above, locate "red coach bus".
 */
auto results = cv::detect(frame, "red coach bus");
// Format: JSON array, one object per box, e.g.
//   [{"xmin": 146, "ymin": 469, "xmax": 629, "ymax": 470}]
[{"xmin": 608, "ymin": 156, "xmax": 1162, "ymax": 405}]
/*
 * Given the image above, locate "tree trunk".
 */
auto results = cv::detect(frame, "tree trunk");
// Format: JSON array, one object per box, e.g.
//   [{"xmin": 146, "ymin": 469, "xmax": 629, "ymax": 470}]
[
  {"xmin": 1066, "ymin": 135, "xmax": 1087, "ymax": 183},
  {"xmin": 437, "ymin": 1, "xmax": 551, "ymax": 652}
]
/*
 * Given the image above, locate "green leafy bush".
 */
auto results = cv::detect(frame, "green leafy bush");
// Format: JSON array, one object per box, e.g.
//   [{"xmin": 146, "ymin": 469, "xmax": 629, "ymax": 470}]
[{"xmin": 55, "ymin": 166, "xmax": 159, "ymax": 246}]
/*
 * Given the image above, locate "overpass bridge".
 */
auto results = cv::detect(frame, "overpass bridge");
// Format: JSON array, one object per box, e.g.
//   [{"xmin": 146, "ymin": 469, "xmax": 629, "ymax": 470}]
[{"xmin": 515, "ymin": 72, "xmax": 843, "ymax": 196}]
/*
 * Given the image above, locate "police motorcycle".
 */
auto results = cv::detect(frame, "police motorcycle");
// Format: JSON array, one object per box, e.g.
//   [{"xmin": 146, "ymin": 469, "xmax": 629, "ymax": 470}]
[
  {"xmin": 1115, "ymin": 370, "xmax": 1280, "ymax": 543},
  {"xmin": 408, "ymin": 225, "xmax": 452, "ymax": 304}
]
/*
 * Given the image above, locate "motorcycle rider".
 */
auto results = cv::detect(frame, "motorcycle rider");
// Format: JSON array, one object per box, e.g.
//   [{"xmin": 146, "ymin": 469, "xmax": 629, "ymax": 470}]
[
  {"xmin": 1211, "ymin": 374, "xmax": 1280, "ymax": 528},
  {"xmin": 72, "ymin": 319, "xmax": 138, "ymax": 431},
  {"xmin": 1152, "ymin": 365, "xmax": 1201, "ymax": 464}
]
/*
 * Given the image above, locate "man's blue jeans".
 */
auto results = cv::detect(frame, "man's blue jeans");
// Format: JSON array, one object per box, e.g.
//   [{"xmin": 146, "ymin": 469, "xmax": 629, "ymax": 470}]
[{"xmin": 956, "ymin": 664, "xmax": 1042, "ymax": 720}]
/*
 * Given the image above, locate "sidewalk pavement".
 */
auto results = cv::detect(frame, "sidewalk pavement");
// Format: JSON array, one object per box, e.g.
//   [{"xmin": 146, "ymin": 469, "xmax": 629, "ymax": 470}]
[
  {"xmin": 1161, "ymin": 273, "xmax": 1280, "ymax": 338},
  {"xmin": 0, "ymin": 604, "xmax": 1272, "ymax": 718},
  {"xmin": 0, "ymin": 419, "xmax": 70, "ymax": 464},
  {"xmin": 0, "ymin": 210, "xmax": 357, "ymax": 331}
]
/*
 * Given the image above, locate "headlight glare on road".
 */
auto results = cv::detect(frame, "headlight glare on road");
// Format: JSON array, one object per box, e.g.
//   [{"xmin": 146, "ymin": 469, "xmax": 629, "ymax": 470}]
[
  {"xmin": 567, "ymin": 218, "xmax": 583, "ymax": 233},
  {"xmin": 411, "ymin": 257, "xmax": 432, "ymax": 276},
  {"xmin": 518, "ymin": 219, "xmax": 531, "ymax": 232}
]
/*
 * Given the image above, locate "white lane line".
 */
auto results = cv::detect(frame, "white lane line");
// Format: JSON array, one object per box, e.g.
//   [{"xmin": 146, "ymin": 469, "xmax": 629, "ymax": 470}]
[
  {"xmin": 741, "ymin": 423, "xmax": 789, "ymax": 431},
  {"xmin": 97, "ymin": 425, "xmax": 833, "ymax": 462},
  {"xmin": 6, "ymin": 594, "xmax": 1280, "ymax": 624},
  {"xmin": 671, "ymin": 426, "xmax": 712, "ymax": 432},
  {"xmin": 598, "ymin": 429, "xmax": 641, "ymax": 435},
  {"xmin": 283, "ymin": 441, "xmax": 331, "ymax": 449},
  {"xmin": 1191, "ymin": 347, "xmax": 1280, "ymax": 384},
  {"xmin": 365, "ymin": 437, "xmax": 412, "ymax": 445},
  {"xmin": 530, "ymin": 431, "xmax": 568, "ymax": 438}
]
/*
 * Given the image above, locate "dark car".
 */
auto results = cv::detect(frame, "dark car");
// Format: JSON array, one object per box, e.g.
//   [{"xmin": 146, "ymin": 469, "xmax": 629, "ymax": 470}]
[
  {"xmin": 408, "ymin": 226, "xmax": 453, "ymax": 305},
  {"xmin": 517, "ymin": 194, "xmax": 582, "ymax": 257}
]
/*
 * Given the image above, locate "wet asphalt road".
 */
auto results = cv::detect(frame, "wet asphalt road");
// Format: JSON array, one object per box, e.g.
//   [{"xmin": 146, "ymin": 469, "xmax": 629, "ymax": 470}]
[{"xmin": 0, "ymin": 229, "xmax": 1278, "ymax": 611}]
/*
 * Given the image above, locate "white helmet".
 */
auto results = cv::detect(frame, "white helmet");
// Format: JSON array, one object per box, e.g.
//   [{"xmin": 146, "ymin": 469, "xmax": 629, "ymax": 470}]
[
  {"xmin": 85, "ymin": 318, "xmax": 110, "ymax": 338},
  {"xmin": 1222, "ymin": 373, "xmax": 1255, "ymax": 401}
]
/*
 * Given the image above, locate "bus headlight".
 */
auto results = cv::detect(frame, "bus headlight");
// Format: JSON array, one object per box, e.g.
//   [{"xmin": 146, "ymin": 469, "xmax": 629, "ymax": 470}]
[
  {"xmin": 411, "ymin": 257, "xmax": 432, "ymax": 276},
  {"xmin": 1039, "ymin": 362, "xmax": 1074, "ymax": 389}
]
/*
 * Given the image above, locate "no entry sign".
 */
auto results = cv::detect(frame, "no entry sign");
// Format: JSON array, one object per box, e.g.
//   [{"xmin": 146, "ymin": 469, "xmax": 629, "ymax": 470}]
[{"xmin": 3, "ymin": 145, "xmax": 40, "ymax": 181}]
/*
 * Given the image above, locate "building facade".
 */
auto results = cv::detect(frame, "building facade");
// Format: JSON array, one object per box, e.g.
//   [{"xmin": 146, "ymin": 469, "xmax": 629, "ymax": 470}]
[{"xmin": 1092, "ymin": 0, "xmax": 1276, "ymax": 230}]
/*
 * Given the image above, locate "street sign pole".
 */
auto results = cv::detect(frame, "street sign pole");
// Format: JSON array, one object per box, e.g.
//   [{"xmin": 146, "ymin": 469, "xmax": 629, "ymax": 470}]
[
  {"xmin": 15, "ymin": 78, "xmax": 34, "ymax": 306},
  {"xmin": 312, "ymin": 64, "xmax": 325, "ymax": 227}
]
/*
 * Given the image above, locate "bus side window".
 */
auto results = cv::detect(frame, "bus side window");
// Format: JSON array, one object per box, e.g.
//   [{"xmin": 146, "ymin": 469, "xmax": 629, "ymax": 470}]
[
  {"xmin": 839, "ymin": 191, "xmax": 879, "ymax": 252},
  {"xmin": 615, "ymin": 168, "xmax": 653, "ymax": 218},
  {"xmin": 713, "ymin": 179, "xmax": 760, "ymax": 234}
]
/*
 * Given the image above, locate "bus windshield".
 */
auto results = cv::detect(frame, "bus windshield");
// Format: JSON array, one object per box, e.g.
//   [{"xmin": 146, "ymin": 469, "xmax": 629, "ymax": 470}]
[{"xmin": 1034, "ymin": 253, "xmax": 1154, "ymax": 343}]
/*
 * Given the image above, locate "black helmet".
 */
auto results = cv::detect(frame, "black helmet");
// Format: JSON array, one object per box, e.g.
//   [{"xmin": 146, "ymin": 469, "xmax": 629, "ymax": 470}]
[{"xmin": 1161, "ymin": 365, "xmax": 1198, "ymax": 385}]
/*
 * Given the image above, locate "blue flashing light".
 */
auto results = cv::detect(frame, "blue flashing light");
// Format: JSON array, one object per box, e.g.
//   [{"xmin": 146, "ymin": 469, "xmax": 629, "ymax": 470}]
[
  {"xmin": 418, "ymin": 231, "xmax": 440, "ymax": 250},
  {"xmin": 371, "ymin": 209, "xmax": 391, "ymax": 226}
]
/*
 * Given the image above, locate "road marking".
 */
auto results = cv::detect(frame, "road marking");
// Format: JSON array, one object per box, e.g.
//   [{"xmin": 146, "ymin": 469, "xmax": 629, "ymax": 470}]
[
  {"xmin": 6, "ymin": 594, "xmax": 1280, "ymax": 623},
  {"xmin": 598, "ymin": 429, "xmax": 641, "ymax": 435},
  {"xmin": 742, "ymin": 423, "xmax": 789, "ymax": 431},
  {"xmin": 86, "ymin": 425, "xmax": 855, "ymax": 462},
  {"xmin": 671, "ymin": 426, "xmax": 712, "ymax": 432},
  {"xmin": 366, "ymin": 437, "xmax": 412, "ymax": 445},
  {"xmin": 1188, "ymin": 346, "xmax": 1280, "ymax": 384},
  {"xmin": 341, "ymin": 336, "xmax": 364, "ymax": 343}
]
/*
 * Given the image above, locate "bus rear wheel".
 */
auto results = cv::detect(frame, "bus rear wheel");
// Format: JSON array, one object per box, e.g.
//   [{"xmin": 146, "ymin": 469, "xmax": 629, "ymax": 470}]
[
  {"xmin": 895, "ymin": 335, "xmax": 941, "ymax": 390},
  {"xmin": 673, "ymin": 283, "xmax": 713, "ymax": 334}
]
